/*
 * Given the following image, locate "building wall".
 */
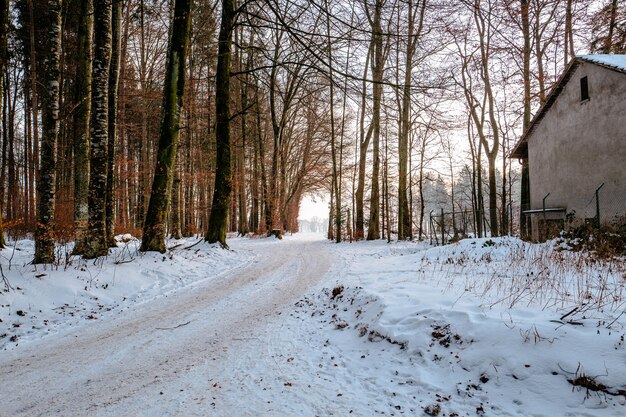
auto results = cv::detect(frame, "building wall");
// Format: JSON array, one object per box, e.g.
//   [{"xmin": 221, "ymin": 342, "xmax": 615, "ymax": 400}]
[{"xmin": 528, "ymin": 61, "xmax": 626, "ymax": 235}]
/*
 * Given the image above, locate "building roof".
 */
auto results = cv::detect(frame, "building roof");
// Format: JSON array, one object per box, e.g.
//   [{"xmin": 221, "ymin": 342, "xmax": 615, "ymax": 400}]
[
  {"xmin": 579, "ymin": 54, "xmax": 626, "ymax": 71},
  {"xmin": 510, "ymin": 54, "xmax": 626, "ymax": 159}
]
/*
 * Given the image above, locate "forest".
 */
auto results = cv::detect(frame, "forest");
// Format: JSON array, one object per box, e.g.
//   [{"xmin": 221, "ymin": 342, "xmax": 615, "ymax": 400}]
[{"xmin": 0, "ymin": 0, "xmax": 623, "ymax": 261}]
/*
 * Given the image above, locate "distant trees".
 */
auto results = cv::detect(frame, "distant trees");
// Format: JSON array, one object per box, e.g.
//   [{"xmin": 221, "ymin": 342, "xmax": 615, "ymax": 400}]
[{"xmin": 591, "ymin": 0, "xmax": 625, "ymax": 53}]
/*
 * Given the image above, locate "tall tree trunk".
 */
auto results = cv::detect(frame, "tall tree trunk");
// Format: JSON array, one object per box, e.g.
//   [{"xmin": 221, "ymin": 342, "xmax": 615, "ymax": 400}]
[
  {"xmin": 603, "ymin": 0, "xmax": 618, "ymax": 53},
  {"xmin": 141, "ymin": 0, "xmax": 192, "ymax": 253},
  {"xmin": 473, "ymin": 1, "xmax": 499, "ymax": 237},
  {"xmin": 398, "ymin": 0, "xmax": 426, "ymax": 241},
  {"xmin": 24, "ymin": 81, "xmax": 35, "ymax": 227},
  {"xmin": 117, "ymin": 0, "xmax": 132, "ymax": 230},
  {"xmin": 237, "ymin": 50, "xmax": 249, "ymax": 236},
  {"xmin": 206, "ymin": 0, "xmax": 235, "ymax": 248},
  {"xmin": 325, "ymin": 0, "xmax": 340, "ymax": 243},
  {"xmin": 366, "ymin": 0, "xmax": 383, "ymax": 241},
  {"xmin": 83, "ymin": 0, "xmax": 113, "ymax": 259},
  {"xmin": 256, "ymin": 81, "xmax": 268, "ymax": 235},
  {"xmin": 355, "ymin": 45, "xmax": 372, "ymax": 240},
  {"xmin": 72, "ymin": 0, "xmax": 93, "ymax": 254},
  {"xmin": 28, "ymin": 0, "xmax": 39, "ymax": 208},
  {"xmin": 520, "ymin": 0, "xmax": 531, "ymax": 239},
  {"xmin": 1, "ymin": 86, "xmax": 7, "ymax": 238},
  {"xmin": 534, "ymin": 5, "xmax": 546, "ymax": 104},
  {"xmin": 136, "ymin": 0, "xmax": 148, "ymax": 228},
  {"xmin": 170, "ymin": 167, "xmax": 183, "ymax": 239},
  {"xmin": 33, "ymin": 0, "xmax": 63, "ymax": 263},
  {"xmin": 106, "ymin": 0, "xmax": 122, "ymax": 246},
  {"xmin": 564, "ymin": 0, "xmax": 574, "ymax": 66},
  {"xmin": 0, "ymin": 0, "xmax": 8, "ymax": 248},
  {"xmin": 6, "ymin": 71, "xmax": 17, "ymax": 222}
]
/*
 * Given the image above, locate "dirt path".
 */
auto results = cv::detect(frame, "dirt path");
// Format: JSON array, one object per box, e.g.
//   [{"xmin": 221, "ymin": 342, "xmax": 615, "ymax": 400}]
[{"xmin": 0, "ymin": 238, "xmax": 332, "ymax": 417}]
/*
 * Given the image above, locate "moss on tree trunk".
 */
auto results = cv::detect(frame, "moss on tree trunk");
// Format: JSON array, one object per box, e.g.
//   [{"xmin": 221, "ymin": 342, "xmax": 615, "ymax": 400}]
[
  {"xmin": 205, "ymin": 0, "xmax": 235, "ymax": 248},
  {"xmin": 140, "ymin": 0, "xmax": 192, "ymax": 253}
]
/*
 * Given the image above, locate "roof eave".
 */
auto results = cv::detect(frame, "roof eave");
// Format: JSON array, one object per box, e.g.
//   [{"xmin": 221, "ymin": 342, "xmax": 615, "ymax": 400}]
[{"xmin": 508, "ymin": 58, "xmax": 582, "ymax": 158}]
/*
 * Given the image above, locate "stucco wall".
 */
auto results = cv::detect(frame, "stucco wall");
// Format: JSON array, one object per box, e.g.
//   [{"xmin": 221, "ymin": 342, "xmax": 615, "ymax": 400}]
[{"xmin": 527, "ymin": 62, "xmax": 626, "ymax": 228}]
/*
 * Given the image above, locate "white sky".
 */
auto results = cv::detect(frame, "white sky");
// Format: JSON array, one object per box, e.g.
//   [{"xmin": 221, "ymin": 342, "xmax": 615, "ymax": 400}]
[{"xmin": 299, "ymin": 194, "xmax": 329, "ymax": 220}]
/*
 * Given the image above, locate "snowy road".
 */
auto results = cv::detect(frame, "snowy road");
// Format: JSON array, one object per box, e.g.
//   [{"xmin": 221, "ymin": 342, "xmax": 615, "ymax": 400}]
[
  {"xmin": 3, "ymin": 236, "xmax": 626, "ymax": 417},
  {"xmin": 0, "ymin": 237, "xmax": 332, "ymax": 417}
]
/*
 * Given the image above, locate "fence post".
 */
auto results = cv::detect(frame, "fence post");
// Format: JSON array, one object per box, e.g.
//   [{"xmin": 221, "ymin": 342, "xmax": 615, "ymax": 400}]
[
  {"xmin": 441, "ymin": 208, "xmax": 445, "ymax": 245},
  {"xmin": 507, "ymin": 202, "xmax": 512, "ymax": 236},
  {"xmin": 595, "ymin": 183, "xmax": 605, "ymax": 228},
  {"xmin": 541, "ymin": 193, "xmax": 550, "ymax": 240},
  {"xmin": 542, "ymin": 193, "xmax": 550, "ymax": 220},
  {"xmin": 429, "ymin": 210, "xmax": 433, "ymax": 245}
]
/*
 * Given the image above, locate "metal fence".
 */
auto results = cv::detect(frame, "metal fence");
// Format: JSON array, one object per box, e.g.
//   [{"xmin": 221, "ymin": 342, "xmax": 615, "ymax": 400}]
[
  {"xmin": 529, "ymin": 182, "xmax": 626, "ymax": 241},
  {"xmin": 425, "ymin": 182, "xmax": 626, "ymax": 245},
  {"xmin": 426, "ymin": 209, "xmax": 480, "ymax": 246}
]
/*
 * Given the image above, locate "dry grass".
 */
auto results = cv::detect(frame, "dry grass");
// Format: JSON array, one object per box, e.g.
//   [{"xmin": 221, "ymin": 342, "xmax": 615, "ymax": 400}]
[{"xmin": 424, "ymin": 239, "xmax": 626, "ymax": 319}]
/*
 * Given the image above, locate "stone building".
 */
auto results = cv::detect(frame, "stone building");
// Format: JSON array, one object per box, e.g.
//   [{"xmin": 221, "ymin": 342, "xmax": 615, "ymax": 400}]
[{"xmin": 510, "ymin": 54, "xmax": 626, "ymax": 239}]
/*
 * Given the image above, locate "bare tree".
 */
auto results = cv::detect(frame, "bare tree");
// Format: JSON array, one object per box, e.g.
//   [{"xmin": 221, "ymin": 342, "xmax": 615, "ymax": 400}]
[
  {"xmin": 397, "ymin": 0, "xmax": 427, "ymax": 241},
  {"xmin": 365, "ymin": 0, "xmax": 384, "ymax": 241}
]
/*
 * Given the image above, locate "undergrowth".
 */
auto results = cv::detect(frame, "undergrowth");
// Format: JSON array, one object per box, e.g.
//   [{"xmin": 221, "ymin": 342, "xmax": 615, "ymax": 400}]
[
  {"xmin": 556, "ymin": 218, "xmax": 626, "ymax": 259},
  {"xmin": 424, "ymin": 238, "xmax": 626, "ymax": 320}
]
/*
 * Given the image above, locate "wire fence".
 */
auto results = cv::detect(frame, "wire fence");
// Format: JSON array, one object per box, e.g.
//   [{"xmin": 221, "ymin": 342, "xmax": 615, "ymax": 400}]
[
  {"xmin": 426, "ymin": 209, "xmax": 480, "ymax": 246},
  {"xmin": 530, "ymin": 182, "xmax": 626, "ymax": 241},
  {"xmin": 425, "ymin": 182, "xmax": 626, "ymax": 245}
]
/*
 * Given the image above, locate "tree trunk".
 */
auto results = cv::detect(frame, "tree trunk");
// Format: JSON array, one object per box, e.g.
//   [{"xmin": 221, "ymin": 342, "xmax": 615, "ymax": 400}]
[
  {"xmin": 28, "ymin": 0, "xmax": 40, "ymax": 227},
  {"xmin": 170, "ymin": 168, "xmax": 183, "ymax": 239},
  {"xmin": 366, "ymin": 0, "xmax": 383, "ymax": 241},
  {"xmin": 106, "ymin": 0, "xmax": 122, "ymax": 246},
  {"xmin": 520, "ymin": 0, "xmax": 531, "ymax": 239},
  {"xmin": 603, "ymin": 0, "xmax": 618, "ymax": 53},
  {"xmin": 238, "ymin": 51, "xmax": 249, "ymax": 236},
  {"xmin": 206, "ymin": 0, "xmax": 235, "ymax": 248},
  {"xmin": 141, "ymin": 0, "xmax": 192, "ymax": 253},
  {"xmin": 72, "ymin": 0, "xmax": 93, "ymax": 254},
  {"xmin": 534, "ymin": 6, "xmax": 546, "ymax": 104},
  {"xmin": 398, "ymin": 0, "xmax": 425, "ymax": 241},
  {"xmin": 564, "ymin": 0, "xmax": 573, "ymax": 66},
  {"xmin": 33, "ymin": 0, "xmax": 62, "ymax": 264},
  {"xmin": 0, "ymin": 0, "xmax": 8, "ymax": 248},
  {"xmin": 473, "ymin": 1, "xmax": 499, "ymax": 237},
  {"xmin": 355, "ymin": 45, "xmax": 372, "ymax": 240},
  {"xmin": 325, "ymin": 0, "xmax": 341, "ymax": 243},
  {"xmin": 83, "ymin": 0, "xmax": 113, "ymax": 259}
]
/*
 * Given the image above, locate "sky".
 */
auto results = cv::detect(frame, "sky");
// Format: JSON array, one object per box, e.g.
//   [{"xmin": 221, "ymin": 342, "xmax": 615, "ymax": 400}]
[{"xmin": 299, "ymin": 194, "xmax": 329, "ymax": 221}]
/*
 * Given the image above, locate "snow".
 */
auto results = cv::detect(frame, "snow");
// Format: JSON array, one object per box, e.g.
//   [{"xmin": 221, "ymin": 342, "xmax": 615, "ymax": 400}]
[
  {"xmin": 1, "ymin": 234, "xmax": 626, "ymax": 416},
  {"xmin": 0, "ymin": 236, "xmax": 254, "ymax": 349},
  {"xmin": 579, "ymin": 54, "xmax": 626, "ymax": 71},
  {"xmin": 320, "ymin": 238, "xmax": 626, "ymax": 416}
]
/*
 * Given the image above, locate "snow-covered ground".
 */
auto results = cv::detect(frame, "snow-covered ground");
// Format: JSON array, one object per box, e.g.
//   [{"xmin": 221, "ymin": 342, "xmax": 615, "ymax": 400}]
[
  {"xmin": 1, "ymin": 233, "xmax": 625, "ymax": 416},
  {"xmin": 0, "ymin": 235, "xmax": 255, "ymax": 350}
]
